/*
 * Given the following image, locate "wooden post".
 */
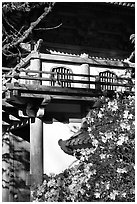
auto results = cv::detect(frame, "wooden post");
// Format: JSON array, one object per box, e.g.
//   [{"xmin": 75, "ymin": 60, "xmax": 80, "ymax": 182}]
[
  {"xmin": 30, "ymin": 118, "xmax": 43, "ymax": 198},
  {"xmin": 80, "ymin": 63, "xmax": 90, "ymax": 88},
  {"xmin": 2, "ymin": 130, "xmax": 10, "ymax": 202},
  {"xmin": 79, "ymin": 53, "xmax": 90, "ymax": 89},
  {"xmin": 29, "ymin": 52, "xmax": 41, "ymax": 85},
  {"xmin": 29, "ymin": 52, "xmax": 44, "ymax": 201}
]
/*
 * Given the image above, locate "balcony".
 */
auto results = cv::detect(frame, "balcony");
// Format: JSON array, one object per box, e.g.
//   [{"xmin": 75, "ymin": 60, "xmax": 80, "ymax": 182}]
[{"xmin": 2, "ymin": 52, "xmax": 134, "ymax": 125}]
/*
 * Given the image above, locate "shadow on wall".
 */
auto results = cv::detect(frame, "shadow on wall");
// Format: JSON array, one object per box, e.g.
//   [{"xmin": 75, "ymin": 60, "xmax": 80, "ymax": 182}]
[{"xmin": 2, "ymin": 126, "xmax": 30, "ymax": 202}]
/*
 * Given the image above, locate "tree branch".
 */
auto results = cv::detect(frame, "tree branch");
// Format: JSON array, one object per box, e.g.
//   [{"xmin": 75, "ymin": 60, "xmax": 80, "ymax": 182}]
[
  {"xmin": 2, "ymin": 3, "xmax": 55, "ymax": 53},
  {"xmin": 34, "ymin": 23, "xmax": 62, "ymax": 31}
]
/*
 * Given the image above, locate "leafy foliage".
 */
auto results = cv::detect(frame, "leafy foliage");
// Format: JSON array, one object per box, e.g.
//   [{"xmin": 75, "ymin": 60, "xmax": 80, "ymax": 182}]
[{"xmin": 32, "ymin": 86, "xmax": 135, "ymax": 202}]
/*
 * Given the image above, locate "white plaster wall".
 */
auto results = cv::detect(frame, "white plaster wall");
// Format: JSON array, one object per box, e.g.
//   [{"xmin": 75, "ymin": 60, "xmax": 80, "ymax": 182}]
[
  {"xmin": 43, "ymin": 122, "xmax": 80, "ymax": 175},
  {"xmin": 19, "ymin": 60, "xmax": 126, "ymax": 89},
  {"xmin": 42, "ymin": 61, "xmax": 126, "ymax": 89}
]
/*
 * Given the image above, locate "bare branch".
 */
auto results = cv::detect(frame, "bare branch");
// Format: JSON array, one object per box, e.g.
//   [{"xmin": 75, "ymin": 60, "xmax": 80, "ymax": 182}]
[
  {"xmin": 2, "ymin": 3, "xmax": 55, "ymax": 53},
  {"xmin": 35, "ymin": 23, "xmax": 62, "ymax": 31},
  {"xmin": 3, "ymin": 13, "xmax": 21, "ymax": 36},
  {"xmin": 3, "ymin": 50, "xmax": 19, "ymax": 57}
]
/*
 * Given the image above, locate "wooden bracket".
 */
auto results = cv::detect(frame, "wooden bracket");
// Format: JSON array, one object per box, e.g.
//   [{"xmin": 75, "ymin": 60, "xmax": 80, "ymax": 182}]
[
  {"xmin": 36, "ymin": 107, "xmax": 45, "ymax": 118},
  {"xmin": 25, "ymin": 96, "xmax": 51, "ymax": 118},
  {"xmin": 36, "ymin": 96, "xmax": 51, "ymax": 118},
  {"xmin": 26, "ymin": 103, "xmax": 38, "ymax": 117},
  {"xmin": 40, "ymin": 95, "xmax": 51, "ymax": 106}
]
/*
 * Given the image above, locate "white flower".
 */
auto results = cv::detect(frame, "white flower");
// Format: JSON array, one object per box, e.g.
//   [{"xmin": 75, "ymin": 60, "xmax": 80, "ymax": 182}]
[
  {"xmin": 101, "ymin": 136, "xmax": 107, "ymax": 143},
  {"xmin": 121, "ymin": 192, "xmax": 126, "ymax": 197},
  {"xmin": 105, "ymin": 182, "xmax": 110, "ymax": 190},
  {"xmin": 47, "ymin": 179, "xmax": 56, "ymax": 187},
  {"xmin": 80, "ymin": 148, "xmax": 86, "ymax": 156},
  {"xmin": 89, "ymin": 147, "xmax": 97, "ymax": 154},
  {"xmin": 92, "ymin": 139, "xmax": 99, "ymax": 146},
  {"xmin": 108, "ymin": 100, "xmax": 118, "ymax": 111},
  {"xmin": 120, "ymin": 122, "xmax": 126, "ymax": 130},
  {"xmin": 90, "ymin": 117, "xmax": 94, "ymax": 122},
  {"xmin": 123, "ymin": 110, "xmax": 129, "ymax": 119},
  {"xmin": 109, "ymin": 190, "xmax": 118, "ymax": 200},
  {"xmin": 79, "ymin": 188, "xmax": 85, "ymax": 195},
  {"xmin": 126, "ymin": 124, "xmax": 130, "ymax": 131},
  {"xmin": 132, "ymin": 86, "xmax": 135, "ymax": 92},
  {"xmin": 98, "ymin": 111, "xmax": 103, "ymax": 118},
  {"xmin": 120, "ymin": 122, "xmax": 131, "ymax": 131},
  {"xmin": 69, "ymin": 183, "xmax": 76, "ymax": 192},
  {"xmin": 88, "ymin": 127, "xmax": 92, "ymax": 132},
  {"xmin": 128, "ymin": 114, "xmax": 133, "ymax": 119},
  {"xmin": 117, "ymin": 138, "xmax": 124, "ymax": 145},
  {"xmin": 86, "ymin": 183, "xmax": 91, "ymax": 189},
  {"xmin": 105, "ymin": 131, "xmax": 113, "ymax": 140},
  {"xmin": 100, "ymin": 153, "xmax": 106, "ymax": 159},
  {"xmin": 94, "ymin": 192, "xmax": 100, "ymax": 198},
  {"xmin": 117, "ymin": 135, "xmax": 128, "ymax": 146},
  {"xmin": 95, "ymin": 183, "xmax": 99, "ymax": 187},
  {"xmin": 80, "ymin": 156, "xmax": 85, "ymax": 161},
  {"xmin": 91, "ymin": 169, "xmax": 97, "ymax": 175},
  {"xmin": 117, "ymin": 168, "xmax": 127, "ymax": 174}
]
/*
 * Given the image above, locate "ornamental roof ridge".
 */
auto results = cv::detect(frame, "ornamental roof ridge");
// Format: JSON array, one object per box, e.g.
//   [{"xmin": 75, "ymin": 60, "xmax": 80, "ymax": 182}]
[
  {"xmin": 106, "ymin": 2, "xmax": 135, "ymax": 8},
  {"xmin": 48, "ymin": 49, "xmax": 125, "ymax": 62}
]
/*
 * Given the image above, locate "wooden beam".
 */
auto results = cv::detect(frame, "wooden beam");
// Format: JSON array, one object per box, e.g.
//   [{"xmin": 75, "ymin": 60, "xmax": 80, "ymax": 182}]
[
  {"xmin": 19, "ymin": 92, "xmax": 98, "ymax": 102},
  {"xmin": 6, "ymin": 83, "xmax": 102, "ymax": 97}
]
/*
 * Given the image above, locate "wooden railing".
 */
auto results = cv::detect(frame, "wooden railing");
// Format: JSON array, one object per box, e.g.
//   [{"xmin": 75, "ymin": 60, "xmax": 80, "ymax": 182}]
[{"xmin": 2, "ymin": 67, "xmax": 134, "ymax": 91}]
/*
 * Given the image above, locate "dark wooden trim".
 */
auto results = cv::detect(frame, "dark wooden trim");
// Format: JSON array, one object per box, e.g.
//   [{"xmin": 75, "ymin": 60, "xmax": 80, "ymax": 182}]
[
  {"xmin": 19, "ymin": 92, "xmax": 98, "ymax": 102},
  {"xmin": 6, "ymin": 83, "xmax": 102, "ymax": 97},
  {"xmin": 2, "ymin": 67, "xmax": 133, "ymax": 80}
]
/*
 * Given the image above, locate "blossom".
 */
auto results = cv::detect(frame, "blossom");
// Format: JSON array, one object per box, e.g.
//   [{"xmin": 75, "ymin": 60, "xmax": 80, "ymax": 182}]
[
  {"xmin": 108, "ymin": 100, "xmax": 118, "ymax": 111},
  {"xmin": 90, "ymin": 117, "xmax": 94, "ymax": 122},
  {"xmin": 101, "ymin": 136, "xmax": 107, "ymax": 143},
  {"xmin": 120, "ymin": 122, "xmax": 126, "ymax": 130},
  {"xmin": 105, "ymin": 131, "xmax": 113, "ymax": 140},
  {"xmin": 47, "ymin": 179, "xmax": 56, "ymax": 187},
  {"xmin": 69, "ymin": 183, "xmax": 76, "ymax": 192},
  {"xmin": 94, "ymin": 192, "xmax": 100, "ymax": 198},
  {"xmin": 105, "ymin": 181, "xmax": 110, "ymax": 190},
  {"xmin": 100, "ymin": 153, "xmax": 106, "ymax": 159},
  {"xmin": 109, "ymin": 190, "xmax": 119, "ymax": 200},
  {"xmin": 117, "ymin": 135, "xmax": 128, "ymax": 145},
  {"xmin": 121, "ymin": 192, "xmax": 126, "ymax": 197},
  {"xmin": 117, "ymin": 168, "xmax": 127, "ymax": 174},
  {"xmin": 123, "ymin": 110, "xmax": 129, "ymax": 119},
  {"xmin": 128, "ymin": 114, "xmax": 133, "ymax": 119},
  {"xmin": 97, "ymin": 111, "xmax": 103, "ymax": 118},
  {"xmin": 126, "ymin": 124, "xmax": 130, "ymax": 131},
  {"xmin": 95, "ymin": 183, "xmax": 99, "ymax": 188},
  {"xmin": 91, "ymin": 169, "xmax": 97, "ymax": 175},
  {"xmin": 92, "ymin": 139, "xmax": 99, "ymax": 146}
]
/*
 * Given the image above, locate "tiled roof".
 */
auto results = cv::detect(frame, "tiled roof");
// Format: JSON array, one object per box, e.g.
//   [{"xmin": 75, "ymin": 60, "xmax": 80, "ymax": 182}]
[
  {"xmin": 58, "ymin": 129, "xmax": 93, "ymax": 155},
  {"xmin": 106, "ymin": 2, "xmax": 135, "ymax": 8}
]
